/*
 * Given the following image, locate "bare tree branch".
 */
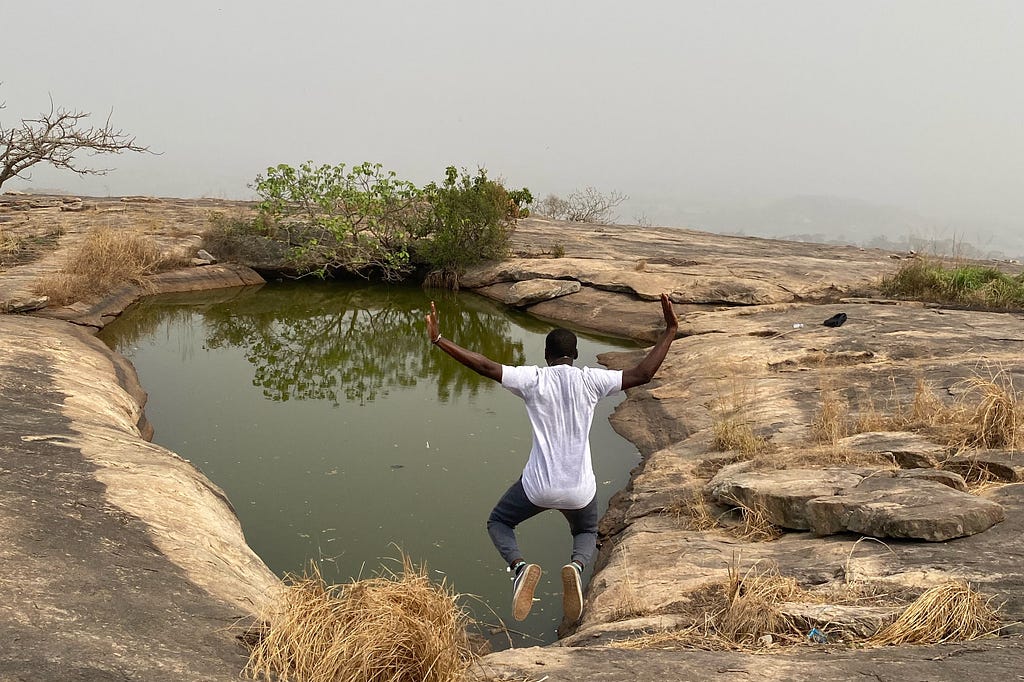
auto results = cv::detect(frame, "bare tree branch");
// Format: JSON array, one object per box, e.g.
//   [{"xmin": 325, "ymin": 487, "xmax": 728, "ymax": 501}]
[{"xmin": 0, "ymin": 93, "xmax": 148, "ymax": 189}]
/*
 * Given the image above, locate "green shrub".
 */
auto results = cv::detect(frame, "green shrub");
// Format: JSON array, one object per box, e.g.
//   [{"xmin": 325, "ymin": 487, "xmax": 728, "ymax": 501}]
[
  {"xmin": 417, "ymin": 166, "xmax": 531, "ymax": 287},
  {"xmin": 882, "ymin": 258, "xmax": 1024, "ymax": 309},
  {"xmin": 254, "ymin": 162, "xmax": 423, "ymax": 280}
]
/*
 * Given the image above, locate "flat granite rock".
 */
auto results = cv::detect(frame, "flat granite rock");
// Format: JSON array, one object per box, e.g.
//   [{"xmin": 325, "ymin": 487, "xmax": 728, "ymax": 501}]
[
  {"xmin": 805, "ymin": 477, "xmax": 1005, "ymax": 541},
  {"xmin": 705, "ymin": 465, "xmax": 867, "ymax": 530},
  {"xmin": 503, "ymin": 277, "xmax": 581, "ymax": 307},
  {"xmin": 838, "ymin": 431, "xmax": 950, "ymax": 468}
]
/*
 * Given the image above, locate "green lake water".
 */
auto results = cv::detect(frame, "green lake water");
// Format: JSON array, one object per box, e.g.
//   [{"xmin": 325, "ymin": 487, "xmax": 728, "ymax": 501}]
[{"xmin": 98, "ymin": 280, "xmax": 641, "ymax": 648}]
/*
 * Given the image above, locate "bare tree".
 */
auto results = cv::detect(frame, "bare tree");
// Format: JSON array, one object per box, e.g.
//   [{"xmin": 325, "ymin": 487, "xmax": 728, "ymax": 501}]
[
  {"xmin": 0, "ymin": 94, "xmax": 148, "ymax": 190},
  {"xmin": 533, "ymin": 187, "xmax": 628, "ymax": 224}
]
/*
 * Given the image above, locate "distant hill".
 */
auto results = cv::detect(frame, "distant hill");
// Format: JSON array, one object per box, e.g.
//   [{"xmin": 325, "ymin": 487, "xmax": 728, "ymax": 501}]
[{"xmin": 653, "ymin": 195, "xmax": 1022, "ymax": 262}]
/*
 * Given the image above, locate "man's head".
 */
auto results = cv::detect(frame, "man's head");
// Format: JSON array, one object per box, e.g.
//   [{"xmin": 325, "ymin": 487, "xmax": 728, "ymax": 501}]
[{"xmin": 545, "ymin": 328, "xmax": 578, "ymax": 365}]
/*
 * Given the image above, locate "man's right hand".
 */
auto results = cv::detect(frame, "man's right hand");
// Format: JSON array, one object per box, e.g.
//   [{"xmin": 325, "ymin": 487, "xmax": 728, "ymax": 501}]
[
  {"xmin": 660, "ymin": 293, "xmax": 678, "ymax": 332},
  {"xmin": 426, "ymin": 301, "xmax": 440, "ymax": 343}
]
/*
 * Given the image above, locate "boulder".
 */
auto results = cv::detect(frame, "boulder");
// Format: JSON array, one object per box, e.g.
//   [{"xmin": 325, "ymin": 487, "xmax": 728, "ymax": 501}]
[
  {"xmin": 945, "ymin": 450, "xmax": 1024, "ymax": 483},
  {"xmin": 503, "ymin": 278, "xmax": 581, "ymax": 307},
  {"xmin": 805, "ymin": 477, "xmax": 1005, "ymax": 541},
  {"xmin": 894, "ymin": 468, "xmax": 968, "ymax": 491},
  {"xmin": 705, "ymin": 466, "xmax": 866, "ymax": 530},
  {"xmin": 838, "ymin": 431, "xmax": 949, "ymax": 469}
]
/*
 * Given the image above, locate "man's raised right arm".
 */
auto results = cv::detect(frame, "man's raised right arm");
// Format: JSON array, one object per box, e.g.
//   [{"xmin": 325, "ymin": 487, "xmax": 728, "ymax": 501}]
[
  {"xmin": 425, "ymin": 301, "xmax": 503, "ymax": 382},
  {"xmin": 621, "ymin": 293, "xmax": 678, "ymax": 390}
]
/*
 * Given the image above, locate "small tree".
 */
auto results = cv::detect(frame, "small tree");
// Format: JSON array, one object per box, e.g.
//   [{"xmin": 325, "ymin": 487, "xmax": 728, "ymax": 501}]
[
  {"xmin": 253, "ymin": 161, "xmax": 423, "ymax": 280},
  {"xmin": 0, "ymin": 93, "xmax": 147, "ymax": 190},
  {"xmin": 418, "ymin": 166, "xmax": 531, "ymax": 288},
  {"xmin": 534, "ymin": 186, "xmax": 627, "ymax": 224}
]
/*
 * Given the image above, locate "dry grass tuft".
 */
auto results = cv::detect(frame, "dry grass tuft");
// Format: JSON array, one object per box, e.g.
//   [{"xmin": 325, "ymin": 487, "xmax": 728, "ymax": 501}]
[
  {"xmin": 955, "ymin": 373, "xmax": 1024, "ymax": 450},
  {"xmin": 711, "ymin": 417, "xmax": 770, "ymax": 455},
  {"xmin": 33, "ymin": 226, "xmax": 168, "ymax": 305},
  {"xmin": 609, "ymin": 560, "xmax": 804, "ymax": 651},
  {"xmin": 731, "ymin": 501, "xmax": 784, "ymax": 543},
  {"xmin": 0, "ymin": 225, "xmax": 21, "ymax": 260},
  {"xmin": 868, "ymin": 580, "xmax": 1000, "ymax": 646},
  {"xmin": 812, "ymin": 386, "xmax": 850, "ymax": 445},
  {"xmin": 718, "ymin": 561, "xmax": 801, "ymax": 644},
  {"xmin": 668, "ymin": 488, "xmax": 723, "ymax": 532},
  {"xmin": 245, "ymin": 557, "xmax": 475, "ymax": 682}
]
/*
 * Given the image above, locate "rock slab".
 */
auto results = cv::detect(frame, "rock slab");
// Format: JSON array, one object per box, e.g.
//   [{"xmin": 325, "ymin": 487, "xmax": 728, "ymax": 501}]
[{"xmin": 806, "ymin": 477, "xmax": 1005, "ymax": 541}]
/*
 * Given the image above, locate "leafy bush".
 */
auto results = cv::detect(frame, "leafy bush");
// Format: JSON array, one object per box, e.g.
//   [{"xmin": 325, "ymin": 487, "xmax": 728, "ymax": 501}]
[
  {"xmin": 418, "ymin": 166, "xmax": 531, "ymax": 287},
  {"xmin": 254, "ymin": 162, "xmax": 423, "ymax": 280},
  {"xmin": 247, "ymin": 162, "xmax": 531, "ymax": 285}
]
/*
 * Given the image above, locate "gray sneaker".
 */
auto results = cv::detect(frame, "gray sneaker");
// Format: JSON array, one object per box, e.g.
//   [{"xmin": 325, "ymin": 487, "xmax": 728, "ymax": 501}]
[
  {"xmin": 561, "ymin": 562, "xmax": 584, "ymax": 624},
  {"xmin": 511, "ymin": 563, "xmax": 541, "ymax": 621}
]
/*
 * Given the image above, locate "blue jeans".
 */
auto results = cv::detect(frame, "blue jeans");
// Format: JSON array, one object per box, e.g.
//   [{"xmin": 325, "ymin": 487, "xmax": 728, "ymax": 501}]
[{"xmin": 487, "ymin": 478, "xmax": 599, "ymax": 568}]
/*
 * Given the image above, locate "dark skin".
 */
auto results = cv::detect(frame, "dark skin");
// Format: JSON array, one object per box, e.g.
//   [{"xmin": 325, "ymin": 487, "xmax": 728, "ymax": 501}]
[{"xmin": 425, "ymin": 293, "xmax": 678, "ymax": 389}]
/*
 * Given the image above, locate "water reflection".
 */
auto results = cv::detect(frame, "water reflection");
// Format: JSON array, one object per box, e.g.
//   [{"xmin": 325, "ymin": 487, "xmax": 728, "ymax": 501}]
[
  {"xmin": 204, "ymin": 287, "xmax": 526, "ymax": 405},
  {"xmin": 99, "ymin": 280, "xmax": 639, "ymax": 649}
]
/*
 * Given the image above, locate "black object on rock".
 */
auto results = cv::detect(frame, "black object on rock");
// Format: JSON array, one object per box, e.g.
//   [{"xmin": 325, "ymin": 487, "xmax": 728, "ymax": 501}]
[{"xmin": 823, "ymin": 313, "xmax": 848, "ymax": 328}]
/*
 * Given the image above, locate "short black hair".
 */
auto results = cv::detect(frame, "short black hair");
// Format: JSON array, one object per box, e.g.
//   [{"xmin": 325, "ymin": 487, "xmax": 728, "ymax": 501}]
[{"xmin": 545, "ymin": 328, "xmax": 578, "ymax": 360}]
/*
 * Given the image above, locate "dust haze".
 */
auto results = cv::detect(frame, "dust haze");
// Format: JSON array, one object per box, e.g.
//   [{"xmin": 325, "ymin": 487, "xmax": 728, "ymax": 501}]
[{"xmin": 3, "ymin": 1, "xmax": 1021, "ymax": 257}]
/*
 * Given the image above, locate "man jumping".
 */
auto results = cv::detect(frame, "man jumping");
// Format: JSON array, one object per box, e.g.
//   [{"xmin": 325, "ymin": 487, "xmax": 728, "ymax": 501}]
[{"xmin": 425, "ymin": 293, "xmax": 678, "ymax": 625}]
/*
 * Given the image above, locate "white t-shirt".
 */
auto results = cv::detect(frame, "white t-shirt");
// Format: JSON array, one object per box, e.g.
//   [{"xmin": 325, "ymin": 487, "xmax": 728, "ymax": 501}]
[{"xmin": 501, "ymin": 364, "xmax": 623, "ymax": 509}]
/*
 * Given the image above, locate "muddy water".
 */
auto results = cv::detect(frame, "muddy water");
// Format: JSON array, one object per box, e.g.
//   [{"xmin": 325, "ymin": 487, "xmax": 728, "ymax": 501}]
[{"xmin": 99, "ymin": 280, "xmax": 640, "ymax": 648}]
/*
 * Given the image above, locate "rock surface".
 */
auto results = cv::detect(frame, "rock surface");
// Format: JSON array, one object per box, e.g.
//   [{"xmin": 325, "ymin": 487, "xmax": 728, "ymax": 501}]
[
  {"xmin": 4, "ymin": 196, "xmax": 1024, "ymax": 680},
  {"xmin": 0, "ymin": 315, "xmax": 280, "ymax": 680},
  {"xmin": 805, "ymin": 477, "xmax": 1005, "ymax": 540}
]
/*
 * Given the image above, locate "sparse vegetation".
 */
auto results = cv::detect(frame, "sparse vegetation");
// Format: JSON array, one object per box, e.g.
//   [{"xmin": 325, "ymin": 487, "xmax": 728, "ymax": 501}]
[
  {"xmin": 812, "ymin": 385, "xmax": 850, "ymax": 445},
  {"xmin": 33, "ymin": 226, "xmax": 177, "ymax": 305},
  {"xmin": 608, "ymin": 556, "xmax": 998, "ymax": 653},
  {"xmin": 711, "ymin": 416, "xmax": 770, "ymax": 455},
  {"xmin": 216, "ymin": 163, "xmax": 530, "ymax": 287},
  {"xmin": 532, "ymin": 187, "xmax": 627, "ymax": 224},
  {"xmin": 881, "ymin": 258, "xmax": 1024, "ymax": 309},
  {"xmin": 0, "ymin": 225, "xmax": 21, "ymax": 266},
  {"xmin": 245, "ymin": 557, "xmax": 475, "ymax": 682},
  {"xmin": 868, "ymin": 581, "xmax": 1000, "ymax": 646},
  {"xmin": 842, "ymin": 370, "xmax": 1024, "ymax": 453},
  {"xmin": 957, "ymin": 372, "xmax": 1024, "ymax": 450},
  {"xmin": 0, "ymin": 91, "xmax": 147, "ymax": 190}
]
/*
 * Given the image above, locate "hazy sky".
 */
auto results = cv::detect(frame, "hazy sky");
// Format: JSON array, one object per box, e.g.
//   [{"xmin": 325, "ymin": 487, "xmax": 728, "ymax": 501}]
[{"xmin": 3, "ymin": 2, "xmax": 1022, "ymax": 239}]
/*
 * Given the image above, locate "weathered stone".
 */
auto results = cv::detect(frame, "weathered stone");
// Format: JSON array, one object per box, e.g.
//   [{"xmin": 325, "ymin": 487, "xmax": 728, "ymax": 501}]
[
  {"xmin": 946, "ymin": 450, "xmax": 1024, "ymax": 482},
  {"xmin": 778, "ymin": 602, "xmax": 900, "ymax": 641},
  {"xmin": 805, "ymin": 477, "xmax": 1005, "ymax": 541},
  {"xmin": 503, "ymin": 278, "xmax": 580, "ymax": 307},
  {"xmin": 1, "ymin": 295, "xmax": 48, "ymax": 313},
  {"xmin": 0, "ymin": 315, "xmax": 280, "ymax": 679},
  {"xmin": 705, "ymin": 466, "xmax": 866, "ymax": 530},
  {"xmin": 895, "ymin": 467, "xmax": 968, "ymax": 491},
  {"xmin": 838, "ymin": 431, "xmax": 949, "ymax": 469}
]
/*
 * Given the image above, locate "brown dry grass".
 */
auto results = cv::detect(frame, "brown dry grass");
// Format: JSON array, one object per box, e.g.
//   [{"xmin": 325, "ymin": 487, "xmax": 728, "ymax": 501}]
[
  {"xmin": 730, "ymin": 501, "xmax": 784, "ymax": 543},
  {"xmin": 668, "ymin": 488, "xmax": 723, "ymax": 532},
  {"xmin": 33, "ymin": 226, "xmax": 169, "ymax": 305},
  {"xmin": 0, "ymin": 225, "xmax": 20, "ymax": 258},
  {"xmin": 609, "ymin": 557, "xmax": 998, "ymax": 654},
  {"xmin": 711, "ymin": 417, "xmax": 770, "ymax": 455},
  {"xmin": 245, "ymin": 557, "xmax": 475, "ymax": 682},
  {"xmin": 609, "ymin": 560, "xmax": 805, "ymax": 651},
  {"xmin": 955, "ymin": 372, "xmax": 1024, "ymax": 450},
  {"xmin": 812, "ymin": 385, "xmax": 850, "ymax": 445},
  {"xmin": 842, "ymin": 371, "xmax": 1024, "ymax": 456},
  {"xmin": 868, "ymin": 580, "xmax": 1000, "ymax": 646}
]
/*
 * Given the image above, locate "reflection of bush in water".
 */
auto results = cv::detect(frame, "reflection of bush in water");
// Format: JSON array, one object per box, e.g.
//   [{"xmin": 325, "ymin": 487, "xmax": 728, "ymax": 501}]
[{"xmin": 200, "ymin": 287, "xmax": 526, "ymax": 405}]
